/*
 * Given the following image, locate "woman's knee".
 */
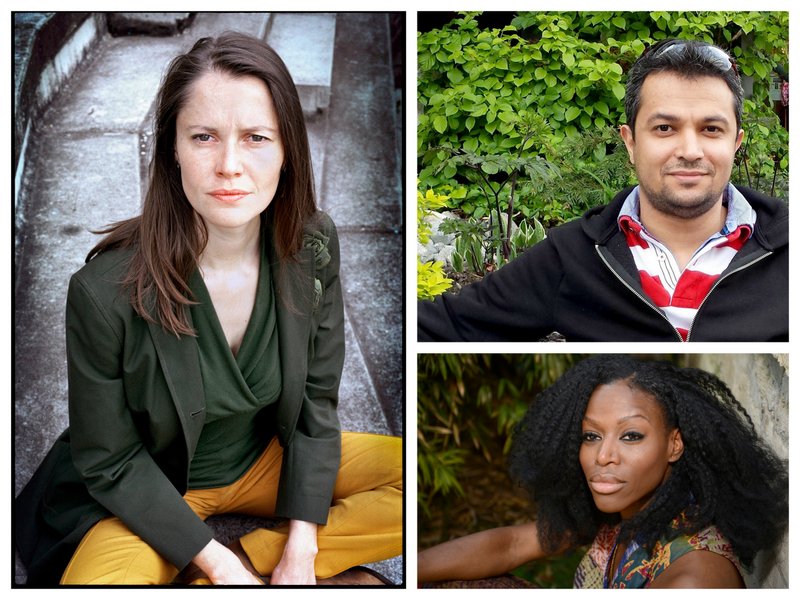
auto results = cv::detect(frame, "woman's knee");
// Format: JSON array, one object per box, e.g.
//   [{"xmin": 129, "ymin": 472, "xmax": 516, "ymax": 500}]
[
  {"xmin": 337, "ymin": 432, "xmax": 402, "ymax": 493},
  {"xmin": 60, "ymin": 518, "xmax": 177, "ymax": 585}
]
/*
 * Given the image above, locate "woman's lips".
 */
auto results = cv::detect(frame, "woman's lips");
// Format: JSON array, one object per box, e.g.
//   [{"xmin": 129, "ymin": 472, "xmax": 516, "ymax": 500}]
[
  {"xmin": 588, "ymin": 476, "xmax": 625, "ymax": 495},
  {"xmin": 209, "ymin": 189, "xmax": 250, "ymax": 203}
]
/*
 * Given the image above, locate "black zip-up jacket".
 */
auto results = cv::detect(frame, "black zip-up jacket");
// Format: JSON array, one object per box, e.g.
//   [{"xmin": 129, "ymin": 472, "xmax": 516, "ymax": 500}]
[{"xmin": 418, "ymin": 185, "xmax": 788, "ymax": 342}]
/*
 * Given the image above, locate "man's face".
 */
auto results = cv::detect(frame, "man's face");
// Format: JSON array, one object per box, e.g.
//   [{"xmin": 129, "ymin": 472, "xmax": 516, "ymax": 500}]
[{"xmin": 620, "ymin": 71, "xmax": 744, "ymax": 220}]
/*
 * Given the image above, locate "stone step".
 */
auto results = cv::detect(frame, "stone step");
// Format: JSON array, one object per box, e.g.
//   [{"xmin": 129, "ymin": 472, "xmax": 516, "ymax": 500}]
[
  {"xmin": 265, "ymin": 12, "xmax": 336, "ymax": 113},
  {"xmin": 106, "ymin": 12, "xmax": 193, "ymax": 36}
]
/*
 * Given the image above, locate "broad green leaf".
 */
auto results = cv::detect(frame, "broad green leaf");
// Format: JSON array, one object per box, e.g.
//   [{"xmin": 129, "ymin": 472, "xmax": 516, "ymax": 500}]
[
  {"xmin": 499, "ymin": 137, "xmax": 518, "ymax": 148},
  {"xmin": 447, "ymin": 69, "xmax": 464, "ymax": 84},
  {"xmin": 469, "ymin": 104, "xmax": 488, "ymax": 117},
  {"xmin": 565, "ymin": 106, "xmax": 581, "ymax": 122},
  {"xmin": 481, "ymin": 161, "xmax": 499, "ymax": 175}
]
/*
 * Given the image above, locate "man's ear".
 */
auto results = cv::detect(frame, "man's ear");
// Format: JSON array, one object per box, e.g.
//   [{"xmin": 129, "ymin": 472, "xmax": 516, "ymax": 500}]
[
  {"xmin": 668, "ymin": 429, "xmax": 684, "ymax": 464},
  {"xmin": 619, "ymin": 124, "xmax": 635, "ymax": 164},
  {"xmin": 734, "ymin": 128, "xmax": 745, "ymax": 153}
]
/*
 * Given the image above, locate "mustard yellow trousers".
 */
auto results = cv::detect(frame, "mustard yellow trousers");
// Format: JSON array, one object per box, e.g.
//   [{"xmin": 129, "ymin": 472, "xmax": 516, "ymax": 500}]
[{"xmin": 60, "ymin": 432, "xmax": 402, "ymax": 584}]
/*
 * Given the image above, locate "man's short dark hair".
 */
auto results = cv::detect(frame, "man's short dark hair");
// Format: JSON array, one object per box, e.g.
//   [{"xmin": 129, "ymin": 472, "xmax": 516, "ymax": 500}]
[{"xmin": 624, "ymin": 39, "xmax": 744, "ymax": 136}]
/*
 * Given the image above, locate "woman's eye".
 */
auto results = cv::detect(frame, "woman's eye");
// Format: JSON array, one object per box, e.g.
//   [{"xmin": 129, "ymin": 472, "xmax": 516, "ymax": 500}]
[
  {"xmin": 250, "ymin": 134, "xmax": 267, "ymax": 142},
  {"xmin": 192, "ymin": 134, "xmax": 213, "ymax": 142},
  {"xmin": 581, "ymin": 432, "xmax": 600, "ymax": 443},
  {"xmin": 621, "ymin": 432, "xmax": 644, "ymax": 442}
]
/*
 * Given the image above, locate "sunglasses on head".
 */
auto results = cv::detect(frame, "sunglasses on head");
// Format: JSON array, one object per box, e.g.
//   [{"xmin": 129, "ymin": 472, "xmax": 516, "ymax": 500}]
[{"xmin": 646, "ymin": 40, "xmax": 738, "ymax": 75}]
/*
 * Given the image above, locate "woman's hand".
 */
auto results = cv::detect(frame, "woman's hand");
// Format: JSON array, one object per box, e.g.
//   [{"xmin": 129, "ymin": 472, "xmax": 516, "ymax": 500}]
[
  {"xmin": 270, "ymin": 519, "xmax": 319, "ymax": 585},
  {"xmin": 192, "ymin": 538, "xmax": 264, "ymax": 585}
]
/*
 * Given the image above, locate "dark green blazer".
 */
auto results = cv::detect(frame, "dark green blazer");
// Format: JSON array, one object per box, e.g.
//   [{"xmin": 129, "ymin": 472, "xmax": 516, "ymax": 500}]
[{"xmin": 15, "ymin": 212, "xmax": 344, "ymax": 585}]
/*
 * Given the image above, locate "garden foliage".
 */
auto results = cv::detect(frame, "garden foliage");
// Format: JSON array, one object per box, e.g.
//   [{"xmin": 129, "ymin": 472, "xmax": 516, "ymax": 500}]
[
  {"xmin": 418, "ymin": 354, "xmax": 579, "ymax": 513},
  {"xmin": 417, "ymin": 187, "xmax": 453, "ymax": 299}
]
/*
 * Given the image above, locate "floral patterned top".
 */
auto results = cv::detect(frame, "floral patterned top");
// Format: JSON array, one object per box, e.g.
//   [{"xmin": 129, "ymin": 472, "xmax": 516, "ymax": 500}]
[{"xmin": 573, "ymin": 513, "xmax": 743, "ymax": 588}]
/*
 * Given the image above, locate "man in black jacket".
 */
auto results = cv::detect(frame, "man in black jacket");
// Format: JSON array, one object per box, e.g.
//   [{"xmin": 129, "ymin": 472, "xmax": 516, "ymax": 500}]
[{"xmin": 418, "ymin": 39, "xmax": 788, "ymax": 342}]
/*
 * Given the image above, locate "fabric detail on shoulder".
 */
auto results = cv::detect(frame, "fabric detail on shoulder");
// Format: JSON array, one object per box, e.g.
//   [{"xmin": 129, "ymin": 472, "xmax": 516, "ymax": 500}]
[{"xmin": 574, "ymin": 518, "xmax": 742, "ymax": 589}]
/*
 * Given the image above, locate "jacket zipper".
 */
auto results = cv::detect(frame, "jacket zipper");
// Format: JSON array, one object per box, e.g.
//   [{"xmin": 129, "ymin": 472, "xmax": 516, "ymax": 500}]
[
  {"xmin": 595, "ymin": 245, "xmax": 683, "ymax": 341},
  {"xmin": 597, "ymin": 244, "xmax": 774, "ymax": 342},
  {"xmin": 684, "ymin": 250, "xmax": 773, "ymax": 341}
]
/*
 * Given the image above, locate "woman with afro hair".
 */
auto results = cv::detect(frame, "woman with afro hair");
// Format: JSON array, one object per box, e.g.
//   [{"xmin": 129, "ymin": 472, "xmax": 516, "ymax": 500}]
[{"xmin": 418, "ymin": 355, "xmax": 788, "ymax": 588}]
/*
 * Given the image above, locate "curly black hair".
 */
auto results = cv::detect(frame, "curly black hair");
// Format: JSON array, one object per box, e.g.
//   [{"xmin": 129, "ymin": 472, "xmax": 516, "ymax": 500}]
[{"xmin": 509, "ymin": 355, "xmax": 788, "ymax": 567}]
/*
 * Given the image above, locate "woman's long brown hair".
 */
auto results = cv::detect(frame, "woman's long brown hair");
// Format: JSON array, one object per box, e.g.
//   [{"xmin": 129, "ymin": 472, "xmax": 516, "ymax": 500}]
[{"xmin": 88, "ymin": 32, "xmax": 317, "ymax": 336}]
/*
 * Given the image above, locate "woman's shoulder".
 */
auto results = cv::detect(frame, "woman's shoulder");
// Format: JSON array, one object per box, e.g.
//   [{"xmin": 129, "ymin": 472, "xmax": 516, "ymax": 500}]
[
  {"xmin": 301, "ymin": 210, "xmax": 339, "ymax": 268},
  {"xmin": 663, "ymin": 523, "xmax": 740, "ymax": 567},
  {"xmin": 73, "ymin": 246, "xmax": 133, "ymax": 283},
  {"xmin": 303, "ymin": 210, "xmax": 337, "ymax": 236},
  {"xmin": 69, "ymin": 246, "xmax": 135, "ymax": 309},
  {"xmin": 648, "ymin": 524, "xmax": 744, "ymax": 588}
]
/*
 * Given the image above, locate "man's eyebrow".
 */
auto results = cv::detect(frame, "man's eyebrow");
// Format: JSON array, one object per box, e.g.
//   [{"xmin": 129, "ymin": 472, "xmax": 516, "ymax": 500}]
[
  {"xmin": 645, "ymin": 112, "xmax": 732, "ymax": 126},
  {"xmin": 645, "ymin": 112, "xmax": 678, "ymax": 124}
]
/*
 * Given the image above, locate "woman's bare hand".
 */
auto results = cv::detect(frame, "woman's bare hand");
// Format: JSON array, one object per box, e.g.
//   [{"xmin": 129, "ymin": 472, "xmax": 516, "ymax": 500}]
[
  {"xmin": 192, "ymin": 539, "xmax": 264, "ymax": 585},
  {"xmin": 270, "ymin": 519, "xmax": 319, "ymax": 585}
]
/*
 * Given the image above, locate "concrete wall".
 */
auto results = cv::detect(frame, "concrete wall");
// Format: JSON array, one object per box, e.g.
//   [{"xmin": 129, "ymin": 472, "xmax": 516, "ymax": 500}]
[{"xmin": 686, "ymin": 354, "xmax": 788, "ymax": 588}]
